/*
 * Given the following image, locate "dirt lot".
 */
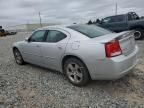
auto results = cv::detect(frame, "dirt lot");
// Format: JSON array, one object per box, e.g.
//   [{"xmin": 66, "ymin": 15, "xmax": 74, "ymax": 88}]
[{"xmin": 0, "ymin": 32, "xmax": 144, "ymax": 108}]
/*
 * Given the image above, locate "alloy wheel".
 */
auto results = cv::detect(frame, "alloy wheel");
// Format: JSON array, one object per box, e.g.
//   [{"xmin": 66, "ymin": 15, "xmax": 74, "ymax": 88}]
[
  {"xmin": 14, "ymin": 49, "xmax": 23, "ymax": 64},
  {"xmin": 66, "ymin": 63, "xmax": 83, "ymax": 83}
]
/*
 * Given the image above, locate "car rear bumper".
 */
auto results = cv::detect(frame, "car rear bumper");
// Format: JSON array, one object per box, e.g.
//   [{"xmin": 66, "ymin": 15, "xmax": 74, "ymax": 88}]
[{"xmin": 89, "ymin": 45, "xmax": 139, "ymax": 80}]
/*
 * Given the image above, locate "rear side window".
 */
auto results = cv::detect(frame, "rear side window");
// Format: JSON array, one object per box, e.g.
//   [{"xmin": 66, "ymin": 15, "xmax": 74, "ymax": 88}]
[
  {"xmin": 68, "ymin": 25, "xmax": 112, "ymax": 38},
  {"xmin": 46, "ymin": 30, "xmax": 67, "ymax": 42}
]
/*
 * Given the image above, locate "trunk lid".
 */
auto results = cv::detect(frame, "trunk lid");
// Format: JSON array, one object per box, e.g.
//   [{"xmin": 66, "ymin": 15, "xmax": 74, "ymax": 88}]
[
  {"xmin": 119, "ymin": 32, "xmax": 135, "ymax": 56},
  {"xmin": 93, "ymin": 31, "xmax": 135, "ymax": 56}
]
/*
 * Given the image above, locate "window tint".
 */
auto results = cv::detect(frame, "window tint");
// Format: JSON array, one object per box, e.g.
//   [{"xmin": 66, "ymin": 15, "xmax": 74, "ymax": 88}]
[
  {"xmin": 30, "ymin": 30, "xmax": 46, "ymax": 42},
  {"xmin": 46, "ymin": 30, "xmax": 67, "ymax": 42},
  {"xmin": 68, "ymin": 25, "xmax": 112, "ymax": 38},
  {"xmin": 111, "ymin": 15, "xmax": 125, "ymax": 22}
]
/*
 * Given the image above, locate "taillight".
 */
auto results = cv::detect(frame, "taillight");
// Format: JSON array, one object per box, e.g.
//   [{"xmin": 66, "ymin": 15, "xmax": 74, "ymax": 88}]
[{"xmin": 105, "ymin": 40, "xmax": 122, "ymax": 58}]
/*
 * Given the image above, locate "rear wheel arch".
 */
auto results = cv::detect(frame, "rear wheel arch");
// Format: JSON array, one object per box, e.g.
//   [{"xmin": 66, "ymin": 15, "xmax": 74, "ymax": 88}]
[
  {"xmin": 62, "ymin": 55, "xmax": 91, "ymax": 86},
  {"xmin": 62, "ymin": 55, "xmax": 91, "ymax": 78},
  {"xmin": 62, "ymin": 55, "xmax": 83, "ymax": 70}
]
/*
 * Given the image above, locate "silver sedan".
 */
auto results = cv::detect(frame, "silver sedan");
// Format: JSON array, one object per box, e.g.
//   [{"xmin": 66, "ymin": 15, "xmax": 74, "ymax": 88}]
[{"xmin": 12, "ymin": 24, "xmax": 139, "ymax": 86}]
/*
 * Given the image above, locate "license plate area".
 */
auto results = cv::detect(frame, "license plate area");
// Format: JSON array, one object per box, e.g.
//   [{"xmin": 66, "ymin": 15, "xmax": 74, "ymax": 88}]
[{"xmin": 120, "ymin": 36, "xmax": 135, "ymax": 56}]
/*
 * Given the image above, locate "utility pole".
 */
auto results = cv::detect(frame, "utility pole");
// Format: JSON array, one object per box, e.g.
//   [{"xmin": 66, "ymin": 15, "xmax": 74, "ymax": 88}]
[
  {"xmin": 39, "ymin": 12, "xmax": 42, "ymax": 27},
  {"xmin": 115, "ymin": 2, "xmax": 118, "ymax": 15}
]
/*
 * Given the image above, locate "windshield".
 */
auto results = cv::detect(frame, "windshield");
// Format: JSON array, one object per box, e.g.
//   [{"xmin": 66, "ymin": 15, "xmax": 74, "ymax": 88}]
[{"xmin": 68, "ymin": 24, "xmax": 112, "ymax": 38}]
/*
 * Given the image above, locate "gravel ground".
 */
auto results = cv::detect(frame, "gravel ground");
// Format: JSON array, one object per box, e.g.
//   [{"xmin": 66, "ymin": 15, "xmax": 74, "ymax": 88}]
[{"xmin": 0, "ymin": 32, "xmax": 144, "ymax": 108}]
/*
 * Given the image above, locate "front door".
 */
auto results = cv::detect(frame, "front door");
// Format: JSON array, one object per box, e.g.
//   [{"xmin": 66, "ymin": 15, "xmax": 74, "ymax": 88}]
[{"xmin": 22, "ymin": 30, "xmax": 46, "ymax": 66}]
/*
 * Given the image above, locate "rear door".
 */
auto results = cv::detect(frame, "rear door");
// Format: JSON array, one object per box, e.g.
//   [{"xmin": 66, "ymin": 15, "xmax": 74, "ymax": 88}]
[{"xmin": 41, "ymin": 29, "xmax": 70, "ymax": 70}]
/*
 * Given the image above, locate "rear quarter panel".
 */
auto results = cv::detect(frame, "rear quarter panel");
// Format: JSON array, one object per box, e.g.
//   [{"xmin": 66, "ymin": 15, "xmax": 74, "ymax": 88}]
[
  {"xmin": 65, "ymin": 40, "xmax": 106, "ymax": 60},
  {"xmin": 64, "ymin": 39, "xmax": 106, "ymax": 77}
]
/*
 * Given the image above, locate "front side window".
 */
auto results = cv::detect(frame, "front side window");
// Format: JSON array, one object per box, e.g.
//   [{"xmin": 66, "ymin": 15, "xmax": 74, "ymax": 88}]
[
  {"xmin": 46, "ymin": 30, "xmax": 67, "ymax": 43},
  {"xmin": 30, "ymin": 30, "xmax": 46, "ymax": 42}
]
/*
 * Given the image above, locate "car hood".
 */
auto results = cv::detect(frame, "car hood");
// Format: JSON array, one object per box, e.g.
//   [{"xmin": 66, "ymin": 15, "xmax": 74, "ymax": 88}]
[{"xmin": 12, "ymin": 41, "xmax": 25, "ymax": 47}]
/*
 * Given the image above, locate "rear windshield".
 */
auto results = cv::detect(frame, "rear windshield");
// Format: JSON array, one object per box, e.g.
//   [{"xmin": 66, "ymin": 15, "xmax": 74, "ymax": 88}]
[{"xmin": 68, "ymin": 25, "xmax": 112, "ymax": 38}]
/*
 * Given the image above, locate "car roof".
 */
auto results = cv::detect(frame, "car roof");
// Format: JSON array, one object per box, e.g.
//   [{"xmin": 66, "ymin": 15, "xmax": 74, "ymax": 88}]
[
  {"xmin": 104, "ymin": 14, "xmax": 127, "ymax": 18},
  {"xmin": 36, "ymin": 24, "xmax": 88, "ymax": 30},
  {"xmin": 35, "ymin": 24, "xmax": 91, "ymax": 40},
  {"xmin": 36, "ymin": 24, "xmax": 71, "ymax": 30}
]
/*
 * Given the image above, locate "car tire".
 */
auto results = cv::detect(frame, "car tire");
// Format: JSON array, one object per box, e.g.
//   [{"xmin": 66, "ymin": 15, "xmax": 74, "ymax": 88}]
[
  {"xmin": 64, "ymin": 58, "xmax": 90, "ymax": 86},
  {"xmin": 133, "ymin": 28, "xmax": 144, "ymax": 40},
  {"xmin": 13, "ymin": 48, "xmax": 25, "ymax": 65}
]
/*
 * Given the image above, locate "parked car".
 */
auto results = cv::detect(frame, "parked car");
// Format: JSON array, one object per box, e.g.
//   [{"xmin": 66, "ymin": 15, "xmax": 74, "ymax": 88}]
[
  {"xmin": 96, "ymin": 12, "xmax": 144, "ymax": 40},
  {"xmin": 7, "ymin": 30, "xmax": 17, "ymax": 35},
  {"xmin": 12, "ymin": 24, "xmax": 139, "ymax": 86},
  {"xmin": 0, "ymin": 29, "xmax": 7, "ymax": 37},
  {"xmin": 0, "ymin": 25, "xmax": 17, "ymax": 37}
]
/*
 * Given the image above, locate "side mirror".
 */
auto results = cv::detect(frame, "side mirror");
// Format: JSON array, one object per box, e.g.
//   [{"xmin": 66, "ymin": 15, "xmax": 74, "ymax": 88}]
[{"xmin": 25, "ymin": 37, "xmax": 30, "ymax": 42}]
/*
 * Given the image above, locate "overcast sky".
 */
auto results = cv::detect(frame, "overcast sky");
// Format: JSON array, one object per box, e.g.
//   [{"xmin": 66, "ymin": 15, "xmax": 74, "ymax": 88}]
[{"xmin": 0, "ymin": 0, "xmax": 144, "ymax": 27}]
